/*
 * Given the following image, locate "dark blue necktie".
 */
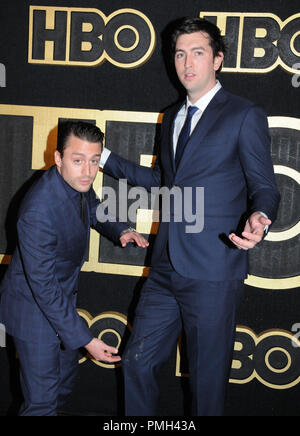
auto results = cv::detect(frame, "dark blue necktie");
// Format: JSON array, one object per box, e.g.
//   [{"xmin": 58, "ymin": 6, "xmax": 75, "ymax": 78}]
[
  {"xmin": 80, "ymin": 193, "xmax": 88, "ymax": 228},
  {"xmin": 175, "ymin": 105, "xmax": 198, "ymax": 169}
]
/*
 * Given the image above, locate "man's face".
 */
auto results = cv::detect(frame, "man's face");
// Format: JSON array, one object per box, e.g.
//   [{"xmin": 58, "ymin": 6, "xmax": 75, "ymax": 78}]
[
  {"xmin": 55, "ymin": 134, "xmax": 101, "ymax": 193},
  {"xmin": 174, "ymin": 31, "xmax": 224, "ymax": 103}
]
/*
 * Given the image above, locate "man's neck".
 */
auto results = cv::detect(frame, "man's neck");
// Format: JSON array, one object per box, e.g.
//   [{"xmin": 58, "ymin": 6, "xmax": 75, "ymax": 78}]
[
  {"xmin": 186, "ymin": 81, "xmax": 222, "ymax": 111},
  {"xmin": 187, "ymin": 80, "xmax": 218, "ymax": 104}
]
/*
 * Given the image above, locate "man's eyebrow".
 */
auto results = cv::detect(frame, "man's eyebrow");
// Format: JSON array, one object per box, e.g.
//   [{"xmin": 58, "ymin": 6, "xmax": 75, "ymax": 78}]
[
  {"xmin": 175, "ymin": 46, "xmax": 206, "ymax": 52},
  {"xmin": 71, "ymin": 153, "xmax": 101, "ymax": 157}
]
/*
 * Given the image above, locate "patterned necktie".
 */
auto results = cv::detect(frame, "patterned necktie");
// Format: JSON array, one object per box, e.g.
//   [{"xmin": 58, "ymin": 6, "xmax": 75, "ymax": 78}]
[
  {"xmin": 80, "ymin": 193, "xmax": 88, "ymax": 228},
  {"xmin": 175, "ymin": 105, "xmax": 198, "ymax": 169}
]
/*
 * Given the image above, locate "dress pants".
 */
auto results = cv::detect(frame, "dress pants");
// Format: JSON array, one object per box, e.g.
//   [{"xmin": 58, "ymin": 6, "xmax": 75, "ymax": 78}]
[
  {"xmin": 14, "ymin": 337, "xmax": 78, "ymax": 416},
  {"xmin": 122, "ymin": 246, "xmax": 244, "ymax": 416}
]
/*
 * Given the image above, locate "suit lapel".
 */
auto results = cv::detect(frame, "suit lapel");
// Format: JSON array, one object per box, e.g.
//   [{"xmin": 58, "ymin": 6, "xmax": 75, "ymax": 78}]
[
  {"xmin": 176, "ymin": 89, "xmax": 229, "ymax": 172},
  {"xmin": 168, "ymin": 102, "xmax": 184, "ymax": 174}
]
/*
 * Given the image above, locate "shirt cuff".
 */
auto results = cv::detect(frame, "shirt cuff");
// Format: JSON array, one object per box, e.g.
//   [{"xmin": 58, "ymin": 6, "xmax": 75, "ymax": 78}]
[{"xmin": 99, "ymin": 148, "xmax": 111, "ymax": 168}]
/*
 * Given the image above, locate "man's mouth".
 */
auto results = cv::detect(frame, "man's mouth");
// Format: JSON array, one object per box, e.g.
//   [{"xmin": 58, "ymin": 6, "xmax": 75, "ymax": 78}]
[{"xmin": 184, "ymin": 72, "xmax": 196, "ymax": 80}]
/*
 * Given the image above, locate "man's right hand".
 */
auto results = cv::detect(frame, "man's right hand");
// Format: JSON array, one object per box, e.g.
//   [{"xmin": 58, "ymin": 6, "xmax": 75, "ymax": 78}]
[{"xmin": 85, "ymin": 338, "xmax": 121, "ymax": 363}]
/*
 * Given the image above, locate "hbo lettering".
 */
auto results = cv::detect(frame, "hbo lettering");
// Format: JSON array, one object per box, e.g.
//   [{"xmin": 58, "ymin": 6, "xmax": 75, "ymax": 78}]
[{"xmin": 231, "ymin": 327, "xmax": 300, "ymax": 389}]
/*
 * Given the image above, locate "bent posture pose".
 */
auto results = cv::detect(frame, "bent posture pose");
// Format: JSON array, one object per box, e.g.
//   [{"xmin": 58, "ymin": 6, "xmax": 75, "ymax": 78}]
[{"xmin": 0, "ymin": 121, "xmax": 148, "ymax": 416}]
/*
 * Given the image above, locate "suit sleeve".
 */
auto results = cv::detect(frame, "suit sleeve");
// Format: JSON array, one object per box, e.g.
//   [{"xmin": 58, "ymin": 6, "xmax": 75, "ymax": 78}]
[
  {"xmin": 17, "ymin": 209, "xmax": 93, "ymax": 350},
  {"xmin": 89, "ymin": 189, "xmax": 128, "ymax": 242},
  {"xmin": 103, "ymin": 149, "xmax": 161, "ymax": 192},
  {"xmin": 238, "ymin": 105, "xmax": 281, "ymax": 223}
]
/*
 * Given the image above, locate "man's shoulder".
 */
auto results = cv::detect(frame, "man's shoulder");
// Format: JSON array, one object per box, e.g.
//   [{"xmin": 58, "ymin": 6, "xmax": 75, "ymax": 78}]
[
  {"xmin": 217, "ymin": 89, "xmax": 269, "ymax": 126},
  {"xmin": 164, "ymin": 100, "xmax": 184, "ymax": 114},
  {"xmin": 222, "ymin": 88, "xmax": 260, "ymax": 111},
  {"xmin": 163, "ymin": 88, "xmax": 259, "ymax": 113},
  {"xmin": 161, "ymin": 101, "xmax": 184, "ymax": 124},
  {"xmin": 19, "ymin": 166, "xmax": 64, "ymax": 214}
]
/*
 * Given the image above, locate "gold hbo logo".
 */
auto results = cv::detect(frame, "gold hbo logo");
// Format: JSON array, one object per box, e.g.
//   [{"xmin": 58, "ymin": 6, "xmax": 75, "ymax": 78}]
[
  {"xmin": 200, "ymin": 12, "xmax": 300, "ymax": 74},
  {"xmin": 28, "ymin": 6, "xmax": 156, "ymax": 68}
]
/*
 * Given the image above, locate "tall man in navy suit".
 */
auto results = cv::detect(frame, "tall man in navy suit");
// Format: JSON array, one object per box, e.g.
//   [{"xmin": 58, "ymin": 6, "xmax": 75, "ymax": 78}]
[
  {"xmin": 99, "ymin": 18, "xmax": 280, "ymax": 416},
  {"xmin": 0, "ymin": 121, "xmax": 149, "ymax": 416}
]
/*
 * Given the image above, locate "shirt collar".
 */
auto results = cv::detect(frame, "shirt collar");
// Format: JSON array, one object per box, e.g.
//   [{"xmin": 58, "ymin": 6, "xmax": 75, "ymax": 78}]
[{"xmin": 185, "ymin": 80, "xmax": 222, "ymax": 113}]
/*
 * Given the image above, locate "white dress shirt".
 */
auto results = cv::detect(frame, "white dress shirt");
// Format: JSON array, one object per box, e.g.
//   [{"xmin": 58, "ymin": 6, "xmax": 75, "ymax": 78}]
[{"xmin": 173, "ymin": 80, "xmax": 222, "ymax": 155}]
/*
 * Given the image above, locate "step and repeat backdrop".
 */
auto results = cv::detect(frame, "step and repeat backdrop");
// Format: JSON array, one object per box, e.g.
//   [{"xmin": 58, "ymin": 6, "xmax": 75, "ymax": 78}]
[{"xmin": 0, "ymin": 0, "xmax": 299, "ymax": 416}]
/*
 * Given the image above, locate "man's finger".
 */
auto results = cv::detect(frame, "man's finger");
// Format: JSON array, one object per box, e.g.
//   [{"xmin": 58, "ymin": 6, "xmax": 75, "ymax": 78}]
[
  {"xmin": 104, "ymin": 345, "xmax": 119, "ymax": 355},
  {"xmin": 229, "ymin": 234, "xmax": 255, "ymax": 250},
  {"xmin": 257, "ymin": 216, "xmax": 272, "ymax": 226},
  {"xmin": 241, "ymin": 231, "xmax": 262, "ymax": 243},
  {"xmin": 120, "ymin": 232, "xmax": 149, "ymax": 248},
  {"xmin": 103, "ymin": 355, "xmax": 122, "ymax": 363},
  {"xmin": 130, "ymin": 233, "xmax": 149, "ymax": 247}
]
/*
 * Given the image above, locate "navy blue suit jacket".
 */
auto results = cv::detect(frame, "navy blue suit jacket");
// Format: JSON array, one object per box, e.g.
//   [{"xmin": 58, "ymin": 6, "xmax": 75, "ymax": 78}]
[
  {"xmin": 0, "ymin": 166, "xmax": 127, "ymax": 349},
  {"xmin": 103, "ymin": 88, "xmax": 280, "ymax": 281}
]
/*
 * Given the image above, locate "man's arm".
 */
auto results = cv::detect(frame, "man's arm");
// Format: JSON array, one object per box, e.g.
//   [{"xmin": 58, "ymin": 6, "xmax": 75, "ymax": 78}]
[
  {"xmin": 229, "ymin": 106, "xmax": 280, "ymax": 250},
  {"xmin": 17, "ymin": 209, "xmax": 93, "ymax": 350},
  {"xmin": 100, "ymin": 148, "xmax": 161, "ymax": 192},
  {"xmin": 89, "ymin": 189, "xmax": 149, "ymax": 248},
  {"xmin": 18, "ymin": 209, "xmax": 124, "ymax": 361},
  {"xmin": 239, "ymin": 105, "xmax": 280, "ymax": 221}
]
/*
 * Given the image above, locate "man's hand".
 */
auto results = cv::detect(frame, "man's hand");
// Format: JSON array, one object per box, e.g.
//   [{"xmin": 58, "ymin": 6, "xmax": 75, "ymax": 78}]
[
  {"xmin": 85, "ymin": 338, "xmax": 121, "ymax": 363},
  {"xmin": 229, "ymin": 212, "xmax": 272, "ymax": 251},
  {"xmin": 120, "ymin": 230, "xmax": 149, "ymax": 248}
]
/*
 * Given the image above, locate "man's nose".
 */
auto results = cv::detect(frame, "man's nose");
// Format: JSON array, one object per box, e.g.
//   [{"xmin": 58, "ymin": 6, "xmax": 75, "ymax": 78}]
[
  {"xmin": 185, "ymin": 53, "xmax": 192, "ymax": 68},
  {"xmin": 82, "ymin": 162, "xmax": 91, "ymax": 176}
]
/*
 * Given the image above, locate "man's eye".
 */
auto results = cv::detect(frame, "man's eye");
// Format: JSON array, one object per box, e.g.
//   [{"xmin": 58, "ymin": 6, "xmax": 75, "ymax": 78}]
[{"xmin": 74, "ymin": 160, "xmax": 82, "ymax": 164}]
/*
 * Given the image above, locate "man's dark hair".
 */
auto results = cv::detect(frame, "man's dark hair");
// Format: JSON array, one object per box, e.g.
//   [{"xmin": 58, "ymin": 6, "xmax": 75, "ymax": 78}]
[
  {"xmin": 57, "ymin": 121, "xmax": 104, "ymax": 157},
  {"xmin": 171, "ymin": 17, "xmax": 226, "ymax": 73}
]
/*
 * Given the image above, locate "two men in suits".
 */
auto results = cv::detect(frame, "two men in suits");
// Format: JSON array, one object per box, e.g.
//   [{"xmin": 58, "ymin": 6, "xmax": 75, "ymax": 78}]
[
  {"xmin": 0, "ymin": 121, "xmax": 148, "ymax": 416},
  {"xmin": 99, "ymin": 18, "xmax": 280, "ymax": 415}
]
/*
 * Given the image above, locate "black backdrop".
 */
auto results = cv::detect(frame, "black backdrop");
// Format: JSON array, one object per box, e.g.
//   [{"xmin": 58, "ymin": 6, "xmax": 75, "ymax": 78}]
[{"xmin": 0, "ymin": 0, "xmax": 299, "ymax": 416}]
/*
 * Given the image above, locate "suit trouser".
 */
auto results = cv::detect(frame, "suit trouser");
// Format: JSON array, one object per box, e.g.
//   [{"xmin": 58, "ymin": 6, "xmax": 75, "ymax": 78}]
[
  {"xmin": 122, "ymin": 248, "xmax": 244, "ymax": 416},
  {"xmin": 13, "ymin": 337, "xmax": 78, "ymax": 416}
]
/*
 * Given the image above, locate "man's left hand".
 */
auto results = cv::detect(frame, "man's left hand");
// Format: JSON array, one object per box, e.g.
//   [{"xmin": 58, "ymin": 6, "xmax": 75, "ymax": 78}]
[{"xmin": 229, "ymin": 212, "xmax": 272, "ymax": 251}]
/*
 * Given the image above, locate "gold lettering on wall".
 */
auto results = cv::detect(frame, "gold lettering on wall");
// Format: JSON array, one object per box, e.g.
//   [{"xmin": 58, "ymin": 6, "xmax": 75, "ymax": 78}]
[
  {"xmin": 76, "ymin": 309, "xmax": 300, "ymax": 389},
  {"xmin": 28, "ymin": 6, "xmax": 156, "ymax": 69},
  {"xmin": 200, "ymin": 12, "xmax": 300, "ymax": 74}
]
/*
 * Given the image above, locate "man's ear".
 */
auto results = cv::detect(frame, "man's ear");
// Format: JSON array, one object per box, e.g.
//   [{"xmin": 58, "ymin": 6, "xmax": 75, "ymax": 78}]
[
  {"xmin": 54, "ymin": 150, "xmax": 62, "ymax": 168},
  {"xmin": 214, "ymin": 51, "xmax": 224, "ymax": 71}
]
